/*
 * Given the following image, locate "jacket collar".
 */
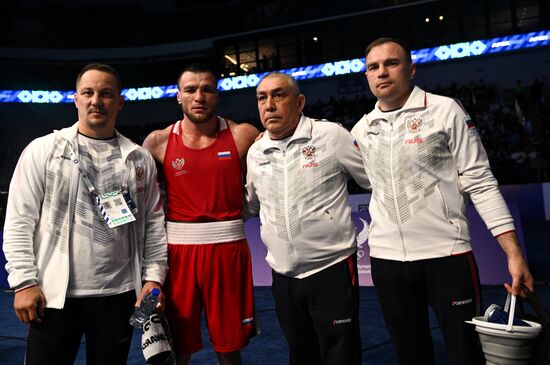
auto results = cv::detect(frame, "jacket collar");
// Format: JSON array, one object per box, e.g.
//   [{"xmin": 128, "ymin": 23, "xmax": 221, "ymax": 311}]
[
  {"xmin": 55, "ymin": 122, "xmax": 139, "ymax": 159},
  {"xmin": 257, "ymin": 114, "xmax": 312, "ymax": 152},
  {"xmin": 365, "ymin": 86, "xmax": 426, "ymax": 125}
]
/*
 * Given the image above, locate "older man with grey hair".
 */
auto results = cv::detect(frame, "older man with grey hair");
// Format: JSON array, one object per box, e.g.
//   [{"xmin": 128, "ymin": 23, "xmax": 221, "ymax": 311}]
[{"xmin": 245, "ymin": 72, "xmax": 370, "ymax": 365}]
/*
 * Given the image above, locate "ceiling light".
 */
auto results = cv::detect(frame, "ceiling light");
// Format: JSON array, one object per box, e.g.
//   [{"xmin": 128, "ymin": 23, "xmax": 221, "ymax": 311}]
[{"xmin": 224, "ymin": 55, "xmax": 237, "ymax": 65}]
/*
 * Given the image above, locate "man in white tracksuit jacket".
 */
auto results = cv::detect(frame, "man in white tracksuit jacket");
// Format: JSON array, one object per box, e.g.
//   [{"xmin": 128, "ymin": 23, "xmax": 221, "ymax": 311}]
[
  {"xmin": 351, "ymin": 37, "xmax": 534, "ymax": 365},
  {"xmin": 3, "ymin": 63, "xmax": 168, "ymax": 365},
  {"xmin": 245, "ymin": 72, "xmax": 370, "ymax": 365}
]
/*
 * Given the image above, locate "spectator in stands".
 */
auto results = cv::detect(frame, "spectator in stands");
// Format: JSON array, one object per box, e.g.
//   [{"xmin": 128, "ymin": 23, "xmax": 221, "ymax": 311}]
[
  {"xmin": 528, "ymin": 145, "xmax": 550, "ymax": 181},
  {"xmin": 351, "ymin": 37, "xmax": 534, "ymax": 365},
  {"xmin": 2, "ymin": 63, "xmax": 168, "ymax": 365},
  {"xmin": 296, "ymin": 74, "xmax": 550, "ymax": 185},
  {"xmin": 531, "ymin": 77, "xmax": 544, "ymax": 107}
]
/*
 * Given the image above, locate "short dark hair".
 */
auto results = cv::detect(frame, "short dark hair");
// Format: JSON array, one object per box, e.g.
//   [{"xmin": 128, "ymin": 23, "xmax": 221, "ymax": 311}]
[
  {"xmin": 365, "ymin": 37, "xmax": 412, "ymax": 64},
  {"xmin": 177, "ymin": 63, "xmax": 217, "ymax": 90},
  {"xmin": 76, "ymin": 63, "xmax": 122, "ymax": 92}
]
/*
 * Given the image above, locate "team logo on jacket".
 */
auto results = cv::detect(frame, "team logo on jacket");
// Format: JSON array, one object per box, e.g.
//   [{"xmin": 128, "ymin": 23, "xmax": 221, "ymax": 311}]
[
  {"xmin": 302, "ymin": 145, "xmax": 316, "ymax": 160},
  {"xmin": 301, "ymin": 145, "xmax": 319, "ymax": 168},
  {"xmin": 405, "ymin": 117, "xmax": 424, "ymax": 144},
  {"xmin": 135, "ymin": 166, "xmax": 145, "ymax": 181},
  {"xmin": 406, "ymin": 117, "xmax": 423, "ymax": 134}
]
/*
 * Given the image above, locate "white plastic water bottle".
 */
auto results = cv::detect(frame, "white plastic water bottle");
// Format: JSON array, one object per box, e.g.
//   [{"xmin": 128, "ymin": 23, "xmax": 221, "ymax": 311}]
[{"xmin": 129, "ymin": 288, "xmax": 161, "ymax": 329}]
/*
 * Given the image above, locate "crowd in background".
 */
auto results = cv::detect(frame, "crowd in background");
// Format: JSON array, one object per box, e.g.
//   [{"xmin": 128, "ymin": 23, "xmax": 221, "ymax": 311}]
[
  {"xmin": 0, "ymin": 77, "xmax": 549, "ymax": 201},
  {"xmin": 304, "ymin": 77, "xmax": 550, "ymax": 188}
]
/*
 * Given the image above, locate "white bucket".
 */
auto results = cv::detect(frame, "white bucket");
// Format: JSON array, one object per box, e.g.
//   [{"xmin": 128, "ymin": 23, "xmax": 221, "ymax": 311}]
[{"xmin": 466, "ymin": 294, "xmax": 542, "ymax": 365}]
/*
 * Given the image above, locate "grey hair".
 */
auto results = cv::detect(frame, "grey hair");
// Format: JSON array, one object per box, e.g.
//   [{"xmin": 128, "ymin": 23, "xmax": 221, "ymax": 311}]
[{"xmin": 258, "ymin": 72, "xmax": 301, "ymax": 95}]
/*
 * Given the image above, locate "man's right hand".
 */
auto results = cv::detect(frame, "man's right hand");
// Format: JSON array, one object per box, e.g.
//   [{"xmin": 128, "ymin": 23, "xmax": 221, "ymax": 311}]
[{"xmin": 14, "ymin": 285, "xmax": 46, "ymax": 323}]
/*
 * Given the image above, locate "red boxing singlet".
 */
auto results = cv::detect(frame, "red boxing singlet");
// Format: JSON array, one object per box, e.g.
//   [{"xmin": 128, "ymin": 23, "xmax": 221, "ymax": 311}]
[{"xmin": 163, "ymin": 117, "xmax": 244, "ymax": 222}]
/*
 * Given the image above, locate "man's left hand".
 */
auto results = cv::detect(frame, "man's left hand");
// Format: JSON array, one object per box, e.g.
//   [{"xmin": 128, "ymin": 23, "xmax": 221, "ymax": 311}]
[
  {"xmin": 496, "ymin": 231, "xmax": 534, "ymax": 297},
  {"xmin": 504, "ymin": 254, "xmax": 534, "ymax": 297},
  {"xmin": 135, "ymin": 281, "xmax": 164, "ymax": 312}
]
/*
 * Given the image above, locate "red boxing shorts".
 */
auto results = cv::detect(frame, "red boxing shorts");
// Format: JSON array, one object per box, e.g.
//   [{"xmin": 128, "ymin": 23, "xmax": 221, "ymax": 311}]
[{"xmin": 164, "ymin": 221, "xmax": 257, "ymax": 355}]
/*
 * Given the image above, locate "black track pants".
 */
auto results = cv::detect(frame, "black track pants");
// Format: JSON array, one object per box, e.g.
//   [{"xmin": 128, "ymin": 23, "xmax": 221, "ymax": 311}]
[
  {"xmin": 271, "ymin": 255, "xmax": 362, "ymax": 365},
  {"xmin": 371, "ymin": 253, "xmax": 485, "ymax": 365},
  {"xmin": 25, "ymin": 291, "xmax": 135, "ymax": 365}
]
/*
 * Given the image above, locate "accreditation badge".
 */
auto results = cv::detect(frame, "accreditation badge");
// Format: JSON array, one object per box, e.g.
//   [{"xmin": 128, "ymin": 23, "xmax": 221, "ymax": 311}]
[{"xmin": 96, "ymin": 190, "xmax": 136, "ymax": 228}]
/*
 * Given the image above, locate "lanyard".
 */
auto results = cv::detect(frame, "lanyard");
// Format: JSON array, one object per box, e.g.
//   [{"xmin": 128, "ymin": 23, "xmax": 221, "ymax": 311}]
[
  {"xmin": 69, "ymin": 148, "xmax": 97, "ymax": 195},
  {"xmin": 67, "ymin": 141, "xmax": 137, "ymax": 226},
  {"xmin": 67, "ymin": 138, "xmax": 130, "ymax": 199}
]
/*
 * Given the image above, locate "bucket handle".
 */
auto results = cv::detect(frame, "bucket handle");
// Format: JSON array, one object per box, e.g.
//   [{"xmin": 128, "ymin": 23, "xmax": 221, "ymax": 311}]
[{"xmin": 503, "ymin": 293, "xmax": 517, "ymax": 332}]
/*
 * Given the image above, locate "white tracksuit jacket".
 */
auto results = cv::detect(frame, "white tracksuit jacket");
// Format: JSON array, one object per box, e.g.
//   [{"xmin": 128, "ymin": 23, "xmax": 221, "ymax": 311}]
[
  {"xmin": 245, "ymin": 115, "xmax": 370, "ymax": 278},
  {"xmin": 351, "ymin": 86, "xmax": 515, "ymax": 262},
  {"xmin": 3, "ymin": 123, "xmax": 168, "ymax": 308}
]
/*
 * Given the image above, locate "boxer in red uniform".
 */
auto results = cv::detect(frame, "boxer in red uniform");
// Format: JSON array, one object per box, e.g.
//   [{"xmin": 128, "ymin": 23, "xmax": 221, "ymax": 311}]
[{"xmin": 143, "ymin": 64, "xmax": 259, "ymax": 365}]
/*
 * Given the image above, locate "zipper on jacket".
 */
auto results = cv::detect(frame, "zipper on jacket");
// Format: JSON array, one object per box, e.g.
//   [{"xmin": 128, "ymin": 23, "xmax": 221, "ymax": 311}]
[
  {"xmin": 282, "ymin": 149, "xmax": 298, "ymax": 265},
  {"xmin": 388, "ymin": 120, "xmax": 408, "ymax": 259},
  {"xmin": 63, "ymin": 140, "xmax": 78, "ymax": 307}
]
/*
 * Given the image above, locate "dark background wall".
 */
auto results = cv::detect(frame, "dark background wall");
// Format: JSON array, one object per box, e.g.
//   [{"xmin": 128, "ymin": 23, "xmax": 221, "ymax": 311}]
[{"xmin": 1, "ymin": 0, "xmax": 550, "ymax": 225}]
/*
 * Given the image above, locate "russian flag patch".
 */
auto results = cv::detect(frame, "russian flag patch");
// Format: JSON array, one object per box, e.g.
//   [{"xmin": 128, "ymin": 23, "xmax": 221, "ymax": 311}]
[
  {"xmin": 217, "ymin": 151, "xmax": 232, "ymax": 160},
  {"xmin": 465, "ymin": 116, "xmax": 480, "ymax": 140},
  {"xmin": 241, "ymin": 317, "xmax": 254, "ymax": 326}
]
